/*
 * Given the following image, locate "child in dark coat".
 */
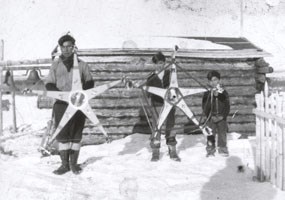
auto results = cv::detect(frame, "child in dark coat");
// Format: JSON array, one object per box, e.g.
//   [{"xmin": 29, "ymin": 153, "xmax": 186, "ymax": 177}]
[
  {"xmin": 202, "ymin": 70, "xmax": 230, "ymax": 157},
  {"xmin": 147, "ymin": 52, "xmax": 180, "ymax": 162}
]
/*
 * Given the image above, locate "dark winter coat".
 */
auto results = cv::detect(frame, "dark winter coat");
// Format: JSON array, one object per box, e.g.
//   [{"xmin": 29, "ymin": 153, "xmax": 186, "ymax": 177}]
[
  {"xmin": 202, "ymin": 90, "xmax": 230, "ymax": 122},
  {"xmin": 146, "ymin": 69, "xmax": 171, "ymax": 105}
]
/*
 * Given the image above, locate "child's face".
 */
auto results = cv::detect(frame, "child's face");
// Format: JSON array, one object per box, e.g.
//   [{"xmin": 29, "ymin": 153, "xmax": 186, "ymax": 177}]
[
  {"xmin": 209, "ymin": 76, "xmax": 220, "ymax": 88},
  {"xmin": 156, "ymin": 61, "xmax": 165, "ymax": 72}
]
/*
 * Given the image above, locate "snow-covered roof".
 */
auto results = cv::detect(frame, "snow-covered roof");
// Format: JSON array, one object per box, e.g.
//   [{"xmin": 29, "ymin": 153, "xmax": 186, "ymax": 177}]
[{"xmin": 78, "ymin": 37, "xmax": 272, "ymax": 59}]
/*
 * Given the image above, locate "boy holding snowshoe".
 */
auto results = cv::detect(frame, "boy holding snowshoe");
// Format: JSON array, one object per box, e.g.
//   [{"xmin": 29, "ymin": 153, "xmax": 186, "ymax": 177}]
[{"xmin": 147, "ymin": 52, "xmax": 180, "ymax": 162}]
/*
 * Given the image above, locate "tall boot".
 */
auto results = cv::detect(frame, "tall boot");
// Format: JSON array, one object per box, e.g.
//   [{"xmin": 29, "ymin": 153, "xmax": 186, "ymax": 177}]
[
  {"xmin": 151, "ymin": 148, "xmax": 160, "ymax": 162},
  {"xmin": 168, "ymin": 145, "xmax": 181, "ymax": 162},
  {"xmin": 206, "ymin": 135, "xmax": 216, "ymax": 157},
  {"xmin": 69, "ymin": 149, "xmax": 82, "ymax": 174},
  {"xmin": 206, "ymin": 146, "xmax": 216, "ymax": 157},
  {"xmin": 53, "ymin": 150, "xmax": 70, "ymax": 175}
]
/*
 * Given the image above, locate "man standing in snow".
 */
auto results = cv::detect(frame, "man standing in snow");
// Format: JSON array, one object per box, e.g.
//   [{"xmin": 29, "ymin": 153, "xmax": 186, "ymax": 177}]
[
  {"xmin": 202, "ymin": 70, "xmax": 230, "ymax": 157},
  {"xmin": 147, "ymin": 52, "xmax": 180, "ymax": 162},
  {"xmin": 45, "ymin": 34, "xmax": 94, "ymax": 175}
]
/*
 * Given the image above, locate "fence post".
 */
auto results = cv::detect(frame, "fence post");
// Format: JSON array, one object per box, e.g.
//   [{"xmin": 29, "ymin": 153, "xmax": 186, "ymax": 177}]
[
  {"xmin": 264, "ymin": 82, "xmax": 271, "ymax": 181},
  {"xmin": 260, "ymin": 91, "xmax": 266, "ymax": 181},
  {"xmin": 271, "ymin": 93, "xmax": 278, "ymax": 185},
  {"xmin": 255, "ymin": 93, "xmax": 260, "ymax": 178},
  {"xmin": 276, "ymin": 93, "xmax": 283, "ymax": 188},
  {"xmin": 255, "ymin": 93, "xmax": 264, "ymax": 180}
]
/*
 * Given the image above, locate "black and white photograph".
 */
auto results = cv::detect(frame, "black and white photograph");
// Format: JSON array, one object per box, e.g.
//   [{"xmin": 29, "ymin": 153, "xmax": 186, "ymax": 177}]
[{"xmin": 1, "ymin": 0, "xmax": 285, "ymax": 199}]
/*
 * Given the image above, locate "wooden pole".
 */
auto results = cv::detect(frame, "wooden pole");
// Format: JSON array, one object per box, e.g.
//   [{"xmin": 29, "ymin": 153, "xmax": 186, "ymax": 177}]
[
  {"xmin": 10, "ymin": 70, "xmax": 17, "ymax": 132},
  {"xmin": 0, "ymin": 39, "xmax": 4, "ymax": 136}
]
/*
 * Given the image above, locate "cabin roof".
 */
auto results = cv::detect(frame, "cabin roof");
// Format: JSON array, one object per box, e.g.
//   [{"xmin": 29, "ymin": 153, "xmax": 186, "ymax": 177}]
[{"xmin": 78, "ymin": 37, "xmax": 271, "ymax": 59}]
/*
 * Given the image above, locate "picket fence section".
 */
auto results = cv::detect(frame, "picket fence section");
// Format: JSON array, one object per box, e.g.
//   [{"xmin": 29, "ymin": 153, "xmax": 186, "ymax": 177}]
[{"xmin": 253, "ymin": 83, "xmax": 285, "ymax": 190}]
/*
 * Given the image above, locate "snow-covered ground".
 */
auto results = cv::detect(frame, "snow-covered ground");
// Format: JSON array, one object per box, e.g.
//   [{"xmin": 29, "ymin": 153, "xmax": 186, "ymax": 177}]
[{"xmin": 1, "ymin": 96, "xmax": 285, "ymax": 200}]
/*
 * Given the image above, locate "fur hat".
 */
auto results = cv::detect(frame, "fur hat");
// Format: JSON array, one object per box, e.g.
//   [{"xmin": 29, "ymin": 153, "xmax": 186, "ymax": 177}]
[{"xmin": 58, "ymin": 34, "xmax": 75, "ymax": 46}]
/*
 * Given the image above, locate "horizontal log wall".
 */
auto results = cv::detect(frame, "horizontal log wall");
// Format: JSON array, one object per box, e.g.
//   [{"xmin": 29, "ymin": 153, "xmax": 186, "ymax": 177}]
[{"xmin": 37, "ymin": 53, "xmax": 260, "ymax": 144}]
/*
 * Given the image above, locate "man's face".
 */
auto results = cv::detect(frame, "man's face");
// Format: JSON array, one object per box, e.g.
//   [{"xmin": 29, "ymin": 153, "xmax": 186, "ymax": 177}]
[
  {"xmin": 209, "ymin": 76, "xmax": 220, "ymax": 88},
  {"xmin": 60, "ymin": 41, "xmax": 74, "ymax": 58}
]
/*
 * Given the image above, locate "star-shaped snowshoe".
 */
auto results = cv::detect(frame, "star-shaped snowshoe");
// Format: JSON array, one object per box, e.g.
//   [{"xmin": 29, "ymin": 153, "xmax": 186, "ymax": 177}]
[
  {"xmin": 142, "ymin": 63, "xmax": 212, "ymax": 137},
  {"xmin": 33, "ymin": 52, "xmax": 122, "ymax": 147}
]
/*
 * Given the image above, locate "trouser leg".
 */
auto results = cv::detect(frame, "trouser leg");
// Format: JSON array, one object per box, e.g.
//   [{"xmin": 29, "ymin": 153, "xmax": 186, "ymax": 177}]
[
  {"xmin": 164, "ymin": 108, "xmax": 180, "ymax": 161},
  {"xmin": 217, "ymin": 120, "xmax": 229, "ymax": 156},
  {"xmin": 206, "ymin": 121, "xmax": 217, "ymax": 156},
  {"xmin": 165, "ymin": 108, "xmax": 177, "ymax": 147},
  {"xmin": 165, "ymin": 108, "xmax": 176, "ymax": 140},
  {"xmin": 217, "ymin": 120, "xmax": 228, "ymax": 148}
]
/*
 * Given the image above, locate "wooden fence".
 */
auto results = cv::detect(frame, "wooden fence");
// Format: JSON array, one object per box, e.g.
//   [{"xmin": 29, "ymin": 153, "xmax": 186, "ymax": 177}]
[{"xmin": 253, "ymin": 82, "xmax": 285, "ymax": 190}]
